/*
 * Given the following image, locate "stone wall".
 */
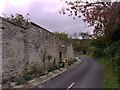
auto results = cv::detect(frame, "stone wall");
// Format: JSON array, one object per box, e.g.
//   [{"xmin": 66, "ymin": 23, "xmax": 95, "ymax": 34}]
[
  {"xmin": 0, "ymin": 17, "xmax": 2, "ymax": 85},
  {"xmin": 0, "ymin": 17, "xmax": 74, "ymax": 80},
  {"xmin": 1, "ymin": 17, "xmax": 26, "ymax": 80}
]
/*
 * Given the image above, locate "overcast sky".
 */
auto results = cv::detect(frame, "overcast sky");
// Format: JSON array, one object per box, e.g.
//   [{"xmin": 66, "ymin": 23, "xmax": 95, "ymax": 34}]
[{"xmin": 0, "ymin": 0, "xmax": 94, "ymax": 35}]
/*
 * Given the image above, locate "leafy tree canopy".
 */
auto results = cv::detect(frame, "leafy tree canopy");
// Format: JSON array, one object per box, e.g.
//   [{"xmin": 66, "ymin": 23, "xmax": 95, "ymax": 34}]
[{"xmin": 60, "ymin": 1, "xmax": 120, "ymax": 45}]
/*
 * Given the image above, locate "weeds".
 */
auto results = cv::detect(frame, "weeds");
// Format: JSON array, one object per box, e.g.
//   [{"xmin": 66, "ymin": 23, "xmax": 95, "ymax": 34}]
[
  {"xmin": 15, "ymin": 77, "xmax": 27, "ymax": 85},
  {"xmin": 67, "ymin": 59, "xmax": 76, "ymax": 65},
  {"xmin": 99, "ymin": 58, "xmax": 118, "ymax": 88}
]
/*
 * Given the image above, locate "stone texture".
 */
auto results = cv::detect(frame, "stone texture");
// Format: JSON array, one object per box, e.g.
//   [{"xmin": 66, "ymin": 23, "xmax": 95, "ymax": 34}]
[
  {"xmin": 2, "ymin": 17, "xmax": 26, "ymax": 80},
  {"xmin": 0, "ymin": 17, "xmax": 74, "ymax": 81},
  {"xmin": 0, "ymin": 17, "xmax": 2, "ymax": 85}
]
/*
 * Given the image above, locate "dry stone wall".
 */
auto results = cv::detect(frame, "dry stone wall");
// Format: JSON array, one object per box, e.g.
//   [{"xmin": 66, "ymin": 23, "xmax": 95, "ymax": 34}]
[
  {"xmin": 0, "ymin": 17, "xmax": 2, "ymax": 85},
  {"xmin": 1, "ymin": 18, "xmax": 26, "ymax": 80},
  {"xmin": 0, "ymin": 17, "xmax": 74, "ymax": 80}
]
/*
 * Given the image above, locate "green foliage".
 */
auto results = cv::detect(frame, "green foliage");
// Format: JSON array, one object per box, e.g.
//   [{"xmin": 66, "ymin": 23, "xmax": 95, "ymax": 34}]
[
  {"xmin": 88, "ymin": 46, "xmax": 96, "ymax": 53},
  {"xmin": 99, "ymin": 58, "xmax": 118, "ymax": 88},
  {"xmin": 21, "ymin": 65, "xmax": 45, "ymax": 80},
  {"xmin": 93, "ymin": 49, "xmax": 104, "ymax": 57},
  {"xmin": 58, "ymin": 61, "xmax": 65, "ymax": 68},
  {"xmin": 71, "ymin": 39, "xmax": 90, "ymax": 53},
  {"xmin": 54, "ymin": 32, "xmax": 70, "ymax": 42},
  {"xmin": 20, "ymin": 68, "xmax": 34, "ymax": 82},
  {"xmin": 47, "ymin": 61, "xmax": 65, "ymax": 72},
  {"xmin": 105, "ymin": 40, "xmax": 120, "ymax": 57},
  {"xmin": 47, "ymin": 64, "xmax": 59, "ymax": 72},
  {"xmin": 61, "ymin": 1, "xmax": 120, "ymax": 42},
  {"xmin": 73, "ymin": 45, "xmax": 82, "ymax": 52},
  {"xmin": 13, "ymin": 65, "xmax": 46, "ymax": 85},
  {"xmin": 92, "ymin": 40, "xmax": 120, "ymax": 87},
  {"xmin": 60, "ymin": 1, "xmax": 120, "ymax": 87},
  {"xmin": 114, "ymin": 50, "xmax": 120, "ymax": 65},
  {"xmin": 22, "ymin": 68, "xmax": 33, "ymax": 77},
  {"xmin": 15, "ymin": 77, "xmax": 27, "ymax": 85},
  {"xmin": 92, "ymin": 40, "xmax": 120, "ymax": 75},
  {"xmin": 111, "ymin": 24, "xmax": 120, "ymax": 42},
  {"xmin": 9, "ymin": 76, "xmax": 16, "ymax": 82},
  {"xmin": 54, "ymin": 32, "xmax": 91, "ymax": 53},
  {"xmin": 67, "ymin": 59, "xmax": 76, "ymax": 65},
  {"xmin": 91, "ymin": 39, "xmax": 106, "ymax": 49},
  {"xmin": 23, "ymin": 74, "xmax": 33, "ymax": 81}
]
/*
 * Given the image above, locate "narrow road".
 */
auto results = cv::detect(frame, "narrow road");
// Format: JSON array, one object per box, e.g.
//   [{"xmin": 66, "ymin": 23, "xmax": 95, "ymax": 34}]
[{"xmin": 37, "ymin": 56, "xmax": 104, "ymax": 88}]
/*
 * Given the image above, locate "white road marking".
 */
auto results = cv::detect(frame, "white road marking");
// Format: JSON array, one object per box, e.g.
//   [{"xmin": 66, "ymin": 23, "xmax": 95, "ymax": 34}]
[{"xmin": 66, "ymin": 82, "xmax": 75, "ymax": 90}]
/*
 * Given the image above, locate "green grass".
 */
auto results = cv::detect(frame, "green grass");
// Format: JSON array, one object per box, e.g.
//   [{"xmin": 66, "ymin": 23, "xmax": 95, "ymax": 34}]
[
  {"xmin": 83, "ymin": 55, "xmax": 119, "ymax": 88},
  {"xmin": 99, "ymin": 58, "xmax": 118, "ymax": 88}
]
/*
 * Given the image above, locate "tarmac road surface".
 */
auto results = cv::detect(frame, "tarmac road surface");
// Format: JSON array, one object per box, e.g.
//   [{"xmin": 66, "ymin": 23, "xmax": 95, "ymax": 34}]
[{"xmin": 37, "ymin": 56, "xmax": 104, "ymax": 89}]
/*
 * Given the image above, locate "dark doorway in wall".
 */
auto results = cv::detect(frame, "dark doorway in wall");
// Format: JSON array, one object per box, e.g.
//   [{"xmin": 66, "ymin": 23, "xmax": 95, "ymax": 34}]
[
  {"xmin": 83, "ymin": 50, "xmax": 86, "ymax": 54},
  {"xmin": 59, "ymin": 52, "xmax": 62, "ymax": 61}
]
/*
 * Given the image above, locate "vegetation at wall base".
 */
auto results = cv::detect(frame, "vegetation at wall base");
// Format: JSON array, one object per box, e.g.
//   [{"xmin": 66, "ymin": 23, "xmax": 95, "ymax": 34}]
[
  {"xmin": 58, "ymin": 61, "xmax": 65, "ymax": 68},
  {"xmin": 67, "ymin": 59, "xmax": 76, "ymax": 65},
  {"xmin": 47, "ymin": 64, "xmax": 60, "ymax": 72},
  {"xmin": 9, "ymin": 77, "xmax": 16, "ymax": 82},
  {"xmin": 15, "ymin": 76, "xmax": 27, "ymax": 85},
  {"xmin": 7, "ymin": 59, "xmax": 78, "ymax": 86}
]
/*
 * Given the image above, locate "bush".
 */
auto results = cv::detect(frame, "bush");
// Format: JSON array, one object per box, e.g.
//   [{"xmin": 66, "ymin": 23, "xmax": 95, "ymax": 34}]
[
  {"xmin": 105, "ymin": 40, "xmax": 120, "ymax": 57},
  {"xmin": 21, "ymin": 65, "xmax": 45, "ymax": 82},
  {"xmin": 58, "ymin": 61, "xmax": 65, "ymax": 68},
  {"xmin": 74, "ymin": 45, "xmax": 82, "ymax": 52},
  {"xmin": 23, "ymin": 74, "xmax": 33, "ymax": 81},
  {"xmin": 11, "ymin": 65, "xmax": 46, "ymax": 85},
  {"xmin": 111, "ymin": 24, "xmax": 120, "ymax": 42},
  {"xmin": 9, "ymin": 76, "xmax": 16, "ymax": 82},
  {"xmin": 93, "ymin": 49, "xmax": 104, "ymax": 57},
  {"xmin": 47, "ymin": 64, "xmax": 59, "ymax": 72},
  {"xmin": 67, "ymin": 59, "xmax": 76, "ymax": 65},
  {"xmin": 22, "ymin": 68, "xmax": 32, "ymax": 75},
  {"xmin": 15, "ymin": 77, "xmax": 26, "ymax": 85},
  {"xmin": 99, "ymin": 58, "xmax": 119, "ymax": 88},
  {"xmin": 91, "ymin": 39, "xmax": 106, "ymax": 49},
  {"xmin": 114, "ymin": 50, "xmax": 120, "ymax": 65},
  {"xmin": 112, "ymin": 50, "xmax": 120, "ymax": 74}
]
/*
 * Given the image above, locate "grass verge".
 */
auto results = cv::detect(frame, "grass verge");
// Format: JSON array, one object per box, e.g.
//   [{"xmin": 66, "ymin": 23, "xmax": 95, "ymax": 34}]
[
  {"xmin": 82, "ymin": 55, "xmax": 119, "ymax": 88},
  {"xmin": 99, "ymin": 57, "xmax": 118, "ymax": 88}
]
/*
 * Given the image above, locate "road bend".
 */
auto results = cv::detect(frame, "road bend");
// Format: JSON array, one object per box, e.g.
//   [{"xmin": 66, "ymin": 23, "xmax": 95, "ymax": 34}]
[{"xmin": 37, "ymin": 56, "xmax": 104, "ymax": 88}]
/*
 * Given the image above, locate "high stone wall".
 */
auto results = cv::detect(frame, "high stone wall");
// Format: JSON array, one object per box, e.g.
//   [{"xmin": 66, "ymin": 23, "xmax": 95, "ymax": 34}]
[
  {"xmin": 2, "ymin": 17, "xmax": 26, "ymax": 80},
  {"xmin": 0, "ymin": 17, "xmax": 74, "ymax": 81},
  {"xmin": 0, "ymin": 17, "xmax": 2, "ymax": 85}
]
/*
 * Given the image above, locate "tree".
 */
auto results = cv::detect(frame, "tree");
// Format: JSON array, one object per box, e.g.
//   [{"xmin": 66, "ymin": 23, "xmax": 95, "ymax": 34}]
[
  {"xmin": 53, "ymin": 32, "xmax": 70, "ymax": 42},
  {"xmin": 79, "ymin": 32, "xmax": 92, "ymax": 39},
  {"xmin": 60, "ymin": 1, "xmax": 120, "ymax": 79},
  {"xmin": 111, "ymin": 24, "xmax": 120, "ymax": 42},
  {"xmin": 60, "ymin": 1, "xmax": 120, "ymax": 45}
]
